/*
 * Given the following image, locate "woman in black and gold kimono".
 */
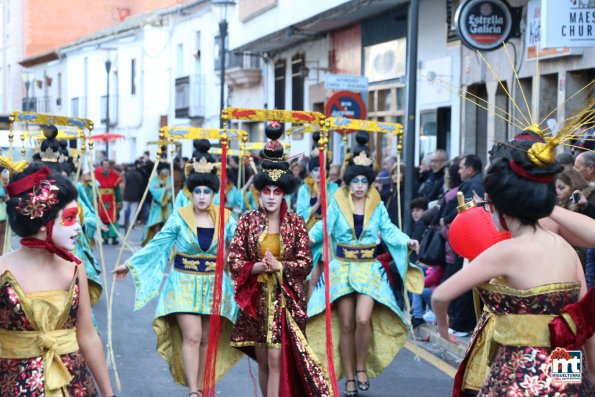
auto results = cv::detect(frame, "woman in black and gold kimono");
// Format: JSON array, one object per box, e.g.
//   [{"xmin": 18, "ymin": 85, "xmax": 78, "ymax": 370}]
[{"xmin": 228, "ymin": 121, "xmax": 330, "ymax": 397}]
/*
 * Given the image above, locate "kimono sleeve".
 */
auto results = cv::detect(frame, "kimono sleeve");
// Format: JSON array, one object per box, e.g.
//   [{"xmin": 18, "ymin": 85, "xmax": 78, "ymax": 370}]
[
  {"xmin": 309, "ymin": 196, "xmax": 338, "ymax": 244},
  {"xmin": 281, "ymin": 215, "xmax": 312, "ymax": 280},
  {"xmin": 149, "ymin": 177, "xmax": 170, "ymax": 207},
  {"xmin": 228, "ymin": 214, "xmax": 259, "ymax": 317},
  {"xmin": 296, "ymin": 184, "xmax": 311, "ymax": 223},
  {"xmin": 126, "ymin": 211, "xmax": 181, "ymax": 310},
  {"xmin": 378, "ymin": 205, "xmax": 424, "ymax": 294}
]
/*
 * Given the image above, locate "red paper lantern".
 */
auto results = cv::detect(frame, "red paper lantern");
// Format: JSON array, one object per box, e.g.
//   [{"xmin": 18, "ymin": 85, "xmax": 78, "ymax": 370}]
[{"xmin": 449, "ymin": 192, "xmax": 511, "ymax": 260}]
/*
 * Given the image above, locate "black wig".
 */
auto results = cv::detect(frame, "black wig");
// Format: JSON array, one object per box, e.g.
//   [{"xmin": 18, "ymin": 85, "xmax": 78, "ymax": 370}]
[
  {"xmin": 343, "ymin": 131, "xmax": 377, "ymax": 185},
  {"xmin": 485, "ymin": 132, "xmax": 562, "ymax": 226},
  {"xmin": 6, "ymin": 162, "xmax": 78, "ymax": 237},
  {"xmin": 185, "ymin": 139, "xmax": 220, "ymax": 193},
  {"xmin": 252, "ymin": 122, "xmax": 300, "ymax": 195}
]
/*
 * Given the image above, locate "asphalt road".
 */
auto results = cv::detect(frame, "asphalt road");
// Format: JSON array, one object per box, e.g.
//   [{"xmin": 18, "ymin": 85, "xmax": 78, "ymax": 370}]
[{"xmin": 92, "ymin": 227, "xmax": 456, "ymax": 397}]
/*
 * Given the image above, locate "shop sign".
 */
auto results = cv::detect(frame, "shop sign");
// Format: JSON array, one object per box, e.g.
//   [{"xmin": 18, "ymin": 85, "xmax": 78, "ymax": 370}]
[
  {"xmin": 542, "ymin": 0, "xmax": 595, "ymax": 48},
  {"xmin": 455, "ymin": 0, "xmax": 513, "ymax": 51}
]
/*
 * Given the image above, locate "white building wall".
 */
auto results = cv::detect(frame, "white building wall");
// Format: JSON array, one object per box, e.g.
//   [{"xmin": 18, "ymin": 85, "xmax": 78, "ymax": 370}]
[
  {"xmin": 0, "ymin": 0, "xmax": 25, "ymax": 114},
  {"xmin": 417, "ymin": 0, "xmax": 461, "ymax": 160}
]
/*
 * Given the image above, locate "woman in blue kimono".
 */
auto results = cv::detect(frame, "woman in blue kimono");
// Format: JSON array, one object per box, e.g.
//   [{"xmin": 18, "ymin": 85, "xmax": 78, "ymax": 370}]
[
  {"xmin": 307, "ymin": 132, "xmax": 423, "ymax": 397},
  {"xmin": 141, "ymin": 161, "xmax": 173, "ymax": 246},
  {"xmin": 113, "ymin": 140, "xmax": 240, "ymax": 397}
]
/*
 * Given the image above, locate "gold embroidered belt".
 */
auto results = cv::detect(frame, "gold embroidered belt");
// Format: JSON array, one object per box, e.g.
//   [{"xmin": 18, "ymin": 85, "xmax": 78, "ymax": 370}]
[
  {"xmin": 335, "ymin": 243, "xmax": 377, "ymax": 262},
  {"xmin": 173, "ymin": 252, "xmax": 217, "ymax": 274},
  {"xmin": 98, "ymin": 188, "xmax": 115, "ymax": 195},
  {"xmin": 0, "ymin": 327, "xmax": 78, "ymax": 391},
  {"xmin": 491, "ymin": 312, "xmax": 573, "ymax": 348}
]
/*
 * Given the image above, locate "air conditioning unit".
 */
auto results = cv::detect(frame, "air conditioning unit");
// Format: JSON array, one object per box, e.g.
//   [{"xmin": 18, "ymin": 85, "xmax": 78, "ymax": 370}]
[{"xmin": 364, "ymin": 38, "xmax": 406, "ymax": 83}]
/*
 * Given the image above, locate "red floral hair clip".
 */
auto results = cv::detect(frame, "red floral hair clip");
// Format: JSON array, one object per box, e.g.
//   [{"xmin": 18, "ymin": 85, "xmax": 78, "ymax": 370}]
[{"xmin": 7, "ymin": 166, "xmax": 60, "ymax": 219}]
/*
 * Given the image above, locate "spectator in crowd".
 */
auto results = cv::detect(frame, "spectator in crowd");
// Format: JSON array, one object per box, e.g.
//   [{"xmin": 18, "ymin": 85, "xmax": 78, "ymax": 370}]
[
  {"xmin": 556, "ymin": 152, "xmax": 576, "ymax": 171},
  {"xmin": 408, "ymin": 197, "xmax": 428, "ymax": 263},
  {"xmin": 573, "ymin": 151, "xmax": 595, "ymax": 288},
  {"xmin": 416, "ymin": 156, "xmax": 432, "ymax": 193},
  {"xmin": 419, "ymin": 149, "xmax": 447, "ymax": 203},
  {"xmin": 382, "ymin": 163, "xmax": 406, "ymax": 227},
  {"xmin": 376, "ymin": 155, "xmax": 396, "ymax": 195},
  {"xmin": 329, "ymin": 164, "xmax": 342, "ymax": 187},
  {"xmin": 121, "ymin": 162, "xmax": 145, "ymax": 231},
  {"xmin": 554, "ymin": 169, "xmax": 592, "ymax": 267},
  {"xmin": 458, "ymin": 154, "xmax": 484, "ymax": 200}
]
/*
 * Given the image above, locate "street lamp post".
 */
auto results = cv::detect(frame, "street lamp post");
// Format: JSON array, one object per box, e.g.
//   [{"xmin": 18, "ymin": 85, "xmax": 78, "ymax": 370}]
[
  {"xmin": 21, "ymin": 70, "xmax": 32, "ymax": 111},
  {"xmin": 105, "ymin": 57, "xmax": 112, "ymax": 160},
  {"xmin": 211, "ymin": 0, "xmax": 236, "ymax": 128}
]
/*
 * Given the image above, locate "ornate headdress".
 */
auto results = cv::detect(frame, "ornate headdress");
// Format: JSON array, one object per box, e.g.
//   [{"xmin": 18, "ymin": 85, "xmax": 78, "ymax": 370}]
[
  {"xmin": 343, "ymin": 131, "xmax": 377, "ymax": 185},
  {"xmin": 252, "ymin": 121, "xmax": 300, "ymax": 194},
  {"xmin": 6, "ymin": 166, "xmax": 59, "ymax": 219}
]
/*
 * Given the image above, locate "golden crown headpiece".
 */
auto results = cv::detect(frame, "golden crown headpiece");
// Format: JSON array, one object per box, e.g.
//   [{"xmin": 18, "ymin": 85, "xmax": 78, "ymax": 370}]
[
  {"xmin": 40, "ymin": 148, "xmax": 65, "ymax": 163},
  {"xmin": 193, "ymin": 156, "xmax": 215, "ymax": 174},
  {"xmin": 353, "ymin": 151, "xmax": 373, "ymax": 167}
]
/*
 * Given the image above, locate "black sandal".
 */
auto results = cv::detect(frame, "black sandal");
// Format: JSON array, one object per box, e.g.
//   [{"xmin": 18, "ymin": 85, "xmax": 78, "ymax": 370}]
[
  {"xmin": 356, "ymin": 370, "xmax": 370, "ymax": 391},
  {"xmin": 345, "ymin": 377, "xmax": 359, "ymax": 396}
]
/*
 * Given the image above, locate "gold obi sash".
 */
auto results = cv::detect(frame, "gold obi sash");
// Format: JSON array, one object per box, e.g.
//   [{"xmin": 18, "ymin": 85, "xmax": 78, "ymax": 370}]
[
  {"xmin": 0, "ymin": 327, "xmax": 79, "ymax": 391},
  {"xmin": 98, "ymin": 187, "xmax": 115, "ymax": 195},
  {"xmin": 335, "ymin": 243, "xmax": 377, "ymax": 262},
  {"xmin": 173, "ymin": 252, "xmax": 217, "ymax": 274}
]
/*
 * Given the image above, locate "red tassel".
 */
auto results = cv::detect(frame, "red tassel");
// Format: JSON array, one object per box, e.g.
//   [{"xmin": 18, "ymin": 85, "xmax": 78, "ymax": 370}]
[
  {"xmin": 318, "ymin": 147, "xmax": 340, "ymax": 396},
  {"xmin": 203, "ymin": 142, "xmax": 228, "ymax": 396}
]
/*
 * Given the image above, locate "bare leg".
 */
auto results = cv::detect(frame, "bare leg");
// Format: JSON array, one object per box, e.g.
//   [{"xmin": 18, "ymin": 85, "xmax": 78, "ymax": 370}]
[
  {"xmin": 197, "ymin": 316, "xmax": 211, "ymax": 392},
  {"xmin": 336, "ymin": 294, "xmax": 356, "ymax": 392},
  {"xmin": 307, "ymin": 262, "xmax": 323, "ymax": 300},
  {"xmin": 267, "ymin": 348, "xmax": 281, "ymax": 397},
  {"xmin": 255, "ymin": 347, "xmax": 269, "ymax": 397},
  {"xmin": 176, "ymin": 313, "xmax": 203, "ymax": 394},
  {"xmin": 355, "ymin": 293, "xmax": 375, "ymax": 385}
]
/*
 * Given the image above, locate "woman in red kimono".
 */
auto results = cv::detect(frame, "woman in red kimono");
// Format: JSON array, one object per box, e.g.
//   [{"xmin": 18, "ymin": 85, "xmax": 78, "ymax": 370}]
[{"xmin": 228, "ymin": 121, "xmax": 330, "ymax": 397}]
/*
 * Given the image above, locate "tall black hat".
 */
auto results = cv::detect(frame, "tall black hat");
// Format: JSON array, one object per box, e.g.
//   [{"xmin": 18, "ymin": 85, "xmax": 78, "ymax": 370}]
[
  {"xmin": 343, "ymin": 131, "xmax": 377, "ymax": 185},
  {"xmin": 252, "ymin": 121, "xmax": 300, "ymax": 194},
  {"xmin": 185, "ymin": 139, "xmax": 220, "ymax": 193}
]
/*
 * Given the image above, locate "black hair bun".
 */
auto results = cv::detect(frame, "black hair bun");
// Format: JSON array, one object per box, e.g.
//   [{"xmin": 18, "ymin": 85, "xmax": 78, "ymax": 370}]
[
  {"xmin": 265, "ymin": 121, "xmax": 284, "ymax": 141},
  {"xmin": 192, "ymin": 139, "xmax": 213, "ymax": 161},
  {"xmin": 43, "ymin": 125, "xmax": 59, "ymax": 140},
  {"xmin": 355, "ymin": 131, "xmax": 369, "ymax": 145}
]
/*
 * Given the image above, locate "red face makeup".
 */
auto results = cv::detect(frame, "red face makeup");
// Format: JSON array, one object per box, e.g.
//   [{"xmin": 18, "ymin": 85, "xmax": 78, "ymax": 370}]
[
  {"xmin": 261, "ymin": 186, "xmax": 283, "ymax": 197},
  {"xmin": 59, "ymin": 207, "xmax": 78, "ymax": 227}
]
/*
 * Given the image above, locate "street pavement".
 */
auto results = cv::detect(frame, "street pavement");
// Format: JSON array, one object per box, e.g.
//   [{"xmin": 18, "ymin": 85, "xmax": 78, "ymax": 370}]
[{"xmin": 92, "ymin": 227, "xmax": 456, "ymax": 396}]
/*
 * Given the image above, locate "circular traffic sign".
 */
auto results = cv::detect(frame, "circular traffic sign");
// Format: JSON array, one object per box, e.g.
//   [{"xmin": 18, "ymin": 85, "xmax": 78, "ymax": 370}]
[{"xmin": 325, "ymin": 90, "xmax": 367, "ymax": 120}]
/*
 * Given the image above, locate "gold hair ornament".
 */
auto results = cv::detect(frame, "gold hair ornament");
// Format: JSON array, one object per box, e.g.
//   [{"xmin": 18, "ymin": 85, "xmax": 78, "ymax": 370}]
[
  {"xmin": 193, "ymin": 156, "xmax": 215, "ymax": 173},
  {"xmin": 265, "ymin": 168, "xmax": 285, "ymax": 182},
  {"xmin": 353, "ymin": 151, "xmax": 373, "ymax": 167}
]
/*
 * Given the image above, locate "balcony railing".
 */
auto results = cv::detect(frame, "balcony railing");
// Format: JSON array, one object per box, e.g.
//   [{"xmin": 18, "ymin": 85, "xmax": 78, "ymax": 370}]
[{"xmin": 100, "ymin": 94, "xmax": 118, "ymax": 126}]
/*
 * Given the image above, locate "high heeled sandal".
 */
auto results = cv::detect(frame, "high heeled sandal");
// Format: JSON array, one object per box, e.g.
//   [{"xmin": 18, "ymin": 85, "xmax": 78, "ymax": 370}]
[
  {"xmin": 356, "ymin": 370, "xmax": 370, "ymax": 391},
  {"xmin": 345, "ymin": 377, "xmax": 359, "ymax": 396}
]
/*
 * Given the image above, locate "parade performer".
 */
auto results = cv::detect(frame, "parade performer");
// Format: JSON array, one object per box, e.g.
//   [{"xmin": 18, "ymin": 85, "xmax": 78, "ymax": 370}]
[
  {"xmin": 228, "ymin": 121, "xmax": 330, "ymax": 397},
  {"xmin": 214, "ymin": 168, "xmax": 244, "ymax": 219},
  {"xmin": 296, "ymin": 132, "xmax": 338, "ymax": 297},
  {"xmin": 37, "ymin": 126, "xmax": 104, "ymax": 306},
  {"xmin": 94, "ymin": 159, "xmax": 122, "ymax": 245},
  {"xmin": 113, "ymin": 140, "xmax": 240, "ymax": 397},
  {"xmin": 307, "ymin": 132, "xmax": 423, "ymax": 397},
  {"xmin": 141, "ymin": 161, "xmax": 173, "ymax": 246},
  {"xmin": 433, "ymin": 131, "xmax": 595, "ymax": 396},
  {"xmin": 0, "ymin": 162, "xmax": 115, "ymax": 397}
]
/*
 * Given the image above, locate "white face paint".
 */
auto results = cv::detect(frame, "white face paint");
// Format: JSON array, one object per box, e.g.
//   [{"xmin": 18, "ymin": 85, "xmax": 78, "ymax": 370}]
[
  {"xmin": 311, "ymin": 167, "xmax": 321, "ymax": 182},
  {"xmin": 349, "ymin": 175, "xmax": 369, "ymax": 199},
  {"xmin": 192, "ymin": 186, "xmax": 214, "ymax": 211},
  {"xmin": 260, "ymin": 185, "xmax": 283, "ymax": 213},
  {"xmin": 51, "ymin": 201, "xmax": 81, "ymax": 251}
]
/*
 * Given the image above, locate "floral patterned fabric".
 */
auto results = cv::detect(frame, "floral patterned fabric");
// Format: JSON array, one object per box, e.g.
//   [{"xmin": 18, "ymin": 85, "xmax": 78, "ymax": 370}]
[
  {"xmin": 0, "ymin": 271, "xmax": 97, "ymax": 397},
  {"xmin": 476, "ymin": 281, "xmax": 595, "ymax": 396}
]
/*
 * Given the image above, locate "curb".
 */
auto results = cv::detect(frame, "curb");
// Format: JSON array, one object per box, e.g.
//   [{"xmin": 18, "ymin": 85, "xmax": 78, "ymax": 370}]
[{"xmin": 413, "ymin": 323, "xmax": 468, "ymax": 361}]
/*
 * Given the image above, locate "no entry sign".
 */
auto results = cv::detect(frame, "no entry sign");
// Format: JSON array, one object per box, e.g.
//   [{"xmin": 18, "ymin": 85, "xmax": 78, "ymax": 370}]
[{"xmin": 325, "ymin": 90, "xmax": 367, "ymax": 120}]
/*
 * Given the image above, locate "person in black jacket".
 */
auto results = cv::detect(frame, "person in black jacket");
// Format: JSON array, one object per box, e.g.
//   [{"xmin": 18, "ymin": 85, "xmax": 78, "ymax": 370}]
[
  {"xmin": 458, "ymin": 154, "xmax": 484, "ymax": 201},
  {"xmin": 419, "ymin": 150, "xmax": 447, "ymax": 203},
  {"xmin": 121, "ymin": 162, "xmax": 145, "ymax": 230}
]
